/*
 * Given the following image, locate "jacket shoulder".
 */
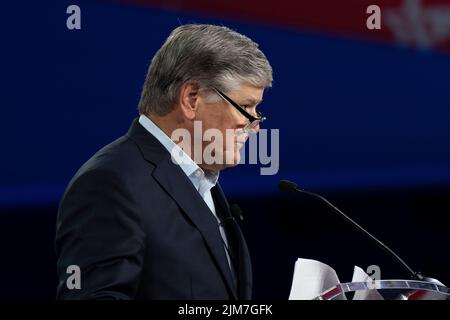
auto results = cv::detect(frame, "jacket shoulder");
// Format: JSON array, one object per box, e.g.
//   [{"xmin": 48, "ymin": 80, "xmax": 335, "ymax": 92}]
[{"xmin": 61, "ymin": 135, "xmax": 153, "ymax": 200}]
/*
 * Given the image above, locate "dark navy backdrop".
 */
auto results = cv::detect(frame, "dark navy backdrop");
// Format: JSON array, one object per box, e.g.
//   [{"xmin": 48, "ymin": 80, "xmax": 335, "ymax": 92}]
[{"xmin": 1, "ymin": 1, "xmax": 449, "ymax": 299}]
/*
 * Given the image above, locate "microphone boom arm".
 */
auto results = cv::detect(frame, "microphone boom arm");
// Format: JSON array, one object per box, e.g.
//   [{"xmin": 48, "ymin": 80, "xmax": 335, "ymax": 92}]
[{"xmin": 279, "ymin": 179, "xmax": 423, "ymax": 281}]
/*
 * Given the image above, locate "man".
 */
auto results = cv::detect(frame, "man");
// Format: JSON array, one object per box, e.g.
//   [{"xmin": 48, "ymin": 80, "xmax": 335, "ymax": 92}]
[{"xmin": 55, "ymin": 24, "xmax": 273, "ymax": 299}]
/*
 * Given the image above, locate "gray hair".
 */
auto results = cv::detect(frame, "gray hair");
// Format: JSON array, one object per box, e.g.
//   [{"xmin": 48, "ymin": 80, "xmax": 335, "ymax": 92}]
[{"xmin": 138, "ymin": 24, "xmax": 273, "ymax": 116}]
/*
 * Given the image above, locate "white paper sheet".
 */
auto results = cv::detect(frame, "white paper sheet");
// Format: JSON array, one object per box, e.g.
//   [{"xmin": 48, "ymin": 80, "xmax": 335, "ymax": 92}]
[
  {"xmin": 351, "ymin": 266, "xmax": 384, "ymax": 300},
  {"xmin": 288, "ymin": 258, "xmax": 447, "ymax": 300},
  {"xmin": 288, "ymin": 258, "xmax": 345, "ymax": 300}
]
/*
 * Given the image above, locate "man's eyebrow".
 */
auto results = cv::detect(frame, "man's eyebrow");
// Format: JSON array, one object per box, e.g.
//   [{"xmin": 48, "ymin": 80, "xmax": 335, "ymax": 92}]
[{"xmin": 240, "ymin": 98, "xmax": 263, "ymax": 105}]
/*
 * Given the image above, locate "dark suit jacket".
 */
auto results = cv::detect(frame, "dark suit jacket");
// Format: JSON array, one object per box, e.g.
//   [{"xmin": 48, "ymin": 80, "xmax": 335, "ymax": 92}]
[{"xmin": 55, "ymin": 119, "xmax": 252, "ymax": 299}]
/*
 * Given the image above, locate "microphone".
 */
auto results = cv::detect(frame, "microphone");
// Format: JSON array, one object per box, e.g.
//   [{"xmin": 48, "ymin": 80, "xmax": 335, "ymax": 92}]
[
  {"xmin": 219, "ymin": 204, "xmax": 244, "ymax": 226},
  {"xmin": 278, "ymin": 179, "xmax": 424, "ymax": 281},
  {"xmin": 230, "ymin": 203, "xmax": 244, "ymax": 221}
]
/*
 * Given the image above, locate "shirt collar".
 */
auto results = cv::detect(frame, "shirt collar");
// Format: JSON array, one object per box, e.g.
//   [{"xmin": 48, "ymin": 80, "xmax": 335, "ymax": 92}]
[{"xmin": 138, "ymin": 114, "xmax": 219, "ymax": 192}]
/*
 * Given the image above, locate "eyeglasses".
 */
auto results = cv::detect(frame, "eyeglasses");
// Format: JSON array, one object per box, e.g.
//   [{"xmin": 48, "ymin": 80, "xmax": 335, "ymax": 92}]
[{"xmin": 213, "ymin": 87, "xmax": 266, "ymax": 132}]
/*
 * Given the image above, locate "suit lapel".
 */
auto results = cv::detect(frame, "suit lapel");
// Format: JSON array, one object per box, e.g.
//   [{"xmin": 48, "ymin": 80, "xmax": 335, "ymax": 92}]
[{"xmin": 127, "ymin": 119, "xmax": 238, "ymax": 299}]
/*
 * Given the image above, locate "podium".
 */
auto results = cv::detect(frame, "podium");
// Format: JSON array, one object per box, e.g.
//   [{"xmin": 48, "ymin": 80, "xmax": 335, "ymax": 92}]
[{"xmin": 314, "ymin": 279, "xmax": 450, "ymax": 300}]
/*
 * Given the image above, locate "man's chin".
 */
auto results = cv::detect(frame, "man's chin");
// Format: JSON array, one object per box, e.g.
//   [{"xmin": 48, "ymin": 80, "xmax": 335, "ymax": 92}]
[
  {"xmin": 222, "ymin": 161, "xmax": 239, "ymax": 169},
  {"xmin": 200, "ymin": 156, "xmax": 241, "ymax": 171},
  {"xmin": 224, "ymin": 151, "xmax": 242, "ymax": 167},
  {"xmin": 204, "ymin": 160, "xmax": 240, "ymax": 171},
  {"xmin": 199, "ymin": 148, "xmax": 243, "ymax": 171}
]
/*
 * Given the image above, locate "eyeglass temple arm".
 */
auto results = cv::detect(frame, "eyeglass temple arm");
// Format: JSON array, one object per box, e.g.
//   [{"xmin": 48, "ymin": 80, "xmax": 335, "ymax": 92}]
[{"xmin": 214, "ymin": 88, "xmax": 260, "ymax": 122}]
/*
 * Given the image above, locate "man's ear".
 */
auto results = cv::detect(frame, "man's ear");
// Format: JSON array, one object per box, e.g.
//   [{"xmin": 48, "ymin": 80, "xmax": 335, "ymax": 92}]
[{"xmin": 178, "ymin": 81, "xmax": 200, "ymax": 120}]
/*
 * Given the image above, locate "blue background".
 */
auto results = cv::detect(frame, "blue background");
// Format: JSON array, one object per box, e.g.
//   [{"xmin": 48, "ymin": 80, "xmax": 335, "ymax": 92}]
[{"xmin": 1, "ymin": 1, "xmax": 449, "ymax": 299}]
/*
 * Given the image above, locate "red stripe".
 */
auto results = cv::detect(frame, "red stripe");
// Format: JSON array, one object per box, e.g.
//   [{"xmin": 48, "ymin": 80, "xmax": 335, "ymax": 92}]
[{"xmin": 110, "ymin": 0, "xmax": 450, "ymax": 50}]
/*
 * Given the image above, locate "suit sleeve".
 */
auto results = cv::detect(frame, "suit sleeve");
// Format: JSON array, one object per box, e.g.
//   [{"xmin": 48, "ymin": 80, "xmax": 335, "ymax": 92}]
[{"xmin": 55, "ymin": 167, "xmax": 146, "ymax": 299}]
